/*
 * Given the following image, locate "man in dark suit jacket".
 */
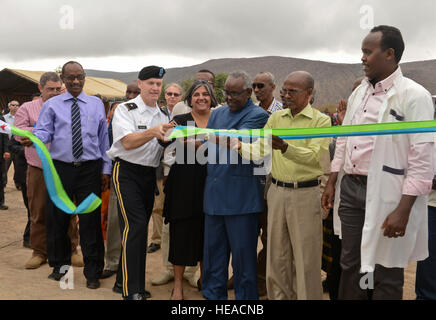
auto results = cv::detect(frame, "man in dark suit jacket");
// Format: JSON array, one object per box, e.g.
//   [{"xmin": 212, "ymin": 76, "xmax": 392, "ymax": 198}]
[{"xmin": 202, "ymin": 71, "xmax": 269, "ymax": 300}]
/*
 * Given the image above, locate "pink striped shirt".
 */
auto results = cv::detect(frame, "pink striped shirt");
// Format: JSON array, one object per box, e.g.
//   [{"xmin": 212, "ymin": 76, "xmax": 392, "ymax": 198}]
[
  {"xmin": 331, "ymin": 68, "xmax": 433, "ymax": 196},
  {"xmin": 14, "ymin": 98, "xmax": 49, "ymax": 169}
]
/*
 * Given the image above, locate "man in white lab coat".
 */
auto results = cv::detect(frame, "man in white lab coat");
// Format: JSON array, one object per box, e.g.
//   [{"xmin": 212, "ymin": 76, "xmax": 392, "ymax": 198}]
[{"xmin": 322, "ymin": 25, "xmax": 434, "ymax": 300}]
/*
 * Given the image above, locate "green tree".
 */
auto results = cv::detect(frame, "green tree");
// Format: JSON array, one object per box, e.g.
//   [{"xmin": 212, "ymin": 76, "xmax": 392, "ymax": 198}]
[{"xmin": 214, "ymin": 73, "xmax": 228, "ymax": 104}]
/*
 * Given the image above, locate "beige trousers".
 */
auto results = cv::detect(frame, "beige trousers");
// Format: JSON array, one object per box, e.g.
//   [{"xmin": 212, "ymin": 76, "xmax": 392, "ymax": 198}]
[
  {"xmin": 150, "ymin": 179, "xmax": 164, "ymax": 245},
  {"xmin": 104, "ymin": 182, "xmax": 121, "ymax": 271},
  {"xmin": 266, "ymin": 183, "xmax": 323, "ymax": 300}
]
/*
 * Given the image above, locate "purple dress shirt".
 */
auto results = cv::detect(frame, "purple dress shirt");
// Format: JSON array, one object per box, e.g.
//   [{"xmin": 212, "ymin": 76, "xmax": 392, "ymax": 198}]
[{"xmin": 33, "ymin": 91, "xmax": 112, "ymax": 175}]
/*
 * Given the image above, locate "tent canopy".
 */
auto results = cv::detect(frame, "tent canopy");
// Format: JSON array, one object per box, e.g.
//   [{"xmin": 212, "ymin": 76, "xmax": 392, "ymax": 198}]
[{"xmin": 0, "ymin": 68, "xmax": 127, "ymax": 109}]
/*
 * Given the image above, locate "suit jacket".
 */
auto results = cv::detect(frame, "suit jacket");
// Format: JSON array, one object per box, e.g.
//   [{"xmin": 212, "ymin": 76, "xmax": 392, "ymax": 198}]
[{"xmin": 203, "ymin": 98, "xmax": 269, "ymax": 215}]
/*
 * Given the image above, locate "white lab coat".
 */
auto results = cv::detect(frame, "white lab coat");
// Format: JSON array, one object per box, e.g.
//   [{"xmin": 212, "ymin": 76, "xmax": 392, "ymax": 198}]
[{"xmin": 333, "ymin": 69, "xmax": 434, "ymax": 273}]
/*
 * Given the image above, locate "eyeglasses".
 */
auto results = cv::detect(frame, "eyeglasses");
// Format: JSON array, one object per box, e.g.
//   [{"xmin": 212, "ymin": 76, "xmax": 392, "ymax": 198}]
[
  {"xmin": 9, "ymin": 104, "xmax": 19, "ymax": 107},
  {"xmin": 280, "ymin": 88, "xmax": 308, "ymax": 96},
  {"xmin": 63, "ymin": 74, "xmax": 86, "ymax": 81},
  {"xmin": 222, "ymin": 89, "xmax": 247, "ymax": 98},
  {"xmin": 252, "ymin": 83, "xmax": 265, "ymax": 89},
  {"xmin": 166, "ymin": 92, "xmax": 181, "ymax": 97}
]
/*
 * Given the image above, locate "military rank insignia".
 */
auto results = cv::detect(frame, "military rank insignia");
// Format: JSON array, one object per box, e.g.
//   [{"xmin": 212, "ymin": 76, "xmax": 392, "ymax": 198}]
[{"xmin": 125, "ymin": 103, "xmax": 138, "ymax": 111}]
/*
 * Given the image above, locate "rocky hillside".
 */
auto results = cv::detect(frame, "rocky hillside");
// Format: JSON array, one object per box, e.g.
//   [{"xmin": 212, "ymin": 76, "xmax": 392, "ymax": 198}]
[{"xmin": 86, "ymin": 56, "xmax": 436, "ymax": 108}]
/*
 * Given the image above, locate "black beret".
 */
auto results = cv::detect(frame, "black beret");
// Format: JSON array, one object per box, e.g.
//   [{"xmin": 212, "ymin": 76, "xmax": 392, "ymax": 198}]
[{"xmin": 138, "ymin": 66, "xmax": 166, "ymax": 80}]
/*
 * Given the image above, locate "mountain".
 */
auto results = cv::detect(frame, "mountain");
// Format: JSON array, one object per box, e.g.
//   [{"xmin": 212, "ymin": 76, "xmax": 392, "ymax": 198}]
[{"xmin": 85, "ymin": 56, "xmax": 436, "ymax": 108}]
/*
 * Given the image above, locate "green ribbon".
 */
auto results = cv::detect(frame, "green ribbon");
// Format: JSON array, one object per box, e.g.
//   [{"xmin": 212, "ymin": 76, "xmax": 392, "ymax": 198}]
[
  {"xmin": 168, "ymin": 120, "xmax": 436, "ymax": 140},
  {"xmin": 11, "ymin": 126, "xmax": 101, "ymax": 214}
]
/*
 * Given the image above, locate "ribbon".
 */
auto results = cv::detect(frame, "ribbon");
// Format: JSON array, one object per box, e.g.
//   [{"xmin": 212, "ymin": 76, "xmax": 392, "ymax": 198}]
[
  {"xmin": 167, "ymin": 120, "xmax": 436, "ymax": 140},
  {"xmin": 0, "ymin": 121, "xmax": 101, "ymax": 214}
]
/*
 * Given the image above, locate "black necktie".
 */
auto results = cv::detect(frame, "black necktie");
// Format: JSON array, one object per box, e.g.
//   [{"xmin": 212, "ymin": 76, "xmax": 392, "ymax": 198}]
[{"xmin": 71, "ymin": 98, "xmax": 83, "ymax": 159}]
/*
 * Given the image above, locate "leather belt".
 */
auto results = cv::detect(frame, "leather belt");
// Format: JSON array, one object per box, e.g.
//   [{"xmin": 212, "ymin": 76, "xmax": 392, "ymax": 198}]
[
  {"xmin": 53, "ymin": 160, "xmax": 96, "ymax": 167},
  {"xmin": 271, "ymin": 177, "xmax": 320, "ymax": 189},
  {"xmin": 348, "ymin": 174, "xmax": 367, "ymax": 185},
  {"xmin": 53, "ymin": 159, "xmax": 101, "ymax": 168}
]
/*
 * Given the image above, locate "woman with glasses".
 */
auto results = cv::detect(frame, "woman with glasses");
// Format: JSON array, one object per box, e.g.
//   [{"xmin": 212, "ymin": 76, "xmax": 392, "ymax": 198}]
[{"xmin": 163, "ymin": 80, "xmax": 217, "ymax": 300}]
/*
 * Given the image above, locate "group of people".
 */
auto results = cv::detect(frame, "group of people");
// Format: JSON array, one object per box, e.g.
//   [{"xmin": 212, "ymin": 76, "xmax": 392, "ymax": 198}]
[{"xmin": 4, "ymin": 24, "xmax": 436, "ymax": 300}]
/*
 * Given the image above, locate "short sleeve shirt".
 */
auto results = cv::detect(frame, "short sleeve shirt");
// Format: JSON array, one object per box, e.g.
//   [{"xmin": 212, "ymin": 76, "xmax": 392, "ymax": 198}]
[{"xmin": 106, "ymin": 95, "xmax": 170, "ymax": 167}]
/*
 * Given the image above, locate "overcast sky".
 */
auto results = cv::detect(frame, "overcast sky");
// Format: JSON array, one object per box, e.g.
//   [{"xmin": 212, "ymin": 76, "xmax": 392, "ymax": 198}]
[{"xmin": 1, "ymin": 0, "xmax": 435, "ymax": 72}]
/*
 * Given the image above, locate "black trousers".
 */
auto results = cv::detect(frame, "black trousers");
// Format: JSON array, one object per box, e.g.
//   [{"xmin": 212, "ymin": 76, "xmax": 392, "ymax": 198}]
[
  {"xmin": 14, "ymin": 156, "xmax": 30, "ymax": 243},
  {"xmin": 5, "ymin": 153, "xmax": 23, "ymax": 186},
  {"xmin": 112, "ymin": 159, "xmax": 156, "ymax": 297},
  {"xmin": 4, "ymin": 155, "xmax": 14, "ymax": 186},
  {"xmin": 45, "ymin": 159, "xmax": 104, "ymax": 279}
]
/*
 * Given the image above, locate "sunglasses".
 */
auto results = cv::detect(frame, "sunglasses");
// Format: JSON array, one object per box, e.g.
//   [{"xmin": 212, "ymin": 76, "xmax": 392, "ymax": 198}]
[
  {"xmin": 9, "ymin": 104, "xmax": 20, "ymax": 107},
  {"xmin": 280, "ymin": 88, "xmax": 308, "ymax": 96},
  {"xmin": 252, "ymin": 83, "xmax": 265, "ymax": 89},
  {"xmin": 166, "ymin": 92, "xmax": 181, "ymax": 97}
]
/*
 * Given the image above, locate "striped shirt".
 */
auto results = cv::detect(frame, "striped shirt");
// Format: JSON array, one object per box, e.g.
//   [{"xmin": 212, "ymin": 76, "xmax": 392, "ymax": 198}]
[
  {"xmin": 14, "ymin": 98, "xmax": 46, "ymax": 168},
  {"xmin": 258, "ymin": 98, "xmax": 283, "ymax": 115}
]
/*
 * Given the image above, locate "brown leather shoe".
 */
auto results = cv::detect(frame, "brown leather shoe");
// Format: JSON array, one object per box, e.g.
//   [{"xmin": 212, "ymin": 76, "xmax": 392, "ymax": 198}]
[{"xmin": 25, "ymin": 255, "xmax": 47, "ymax": 269}]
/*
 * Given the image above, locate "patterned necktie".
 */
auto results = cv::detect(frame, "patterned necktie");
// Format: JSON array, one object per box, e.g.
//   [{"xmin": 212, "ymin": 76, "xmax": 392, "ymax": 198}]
[{"xmin": 71, "ymin": 98, "xmax": 83, "ymax": 159}]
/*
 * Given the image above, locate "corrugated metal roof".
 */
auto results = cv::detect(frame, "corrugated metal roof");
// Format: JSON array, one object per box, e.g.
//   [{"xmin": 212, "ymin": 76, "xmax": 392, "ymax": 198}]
[{"xmin": 2, "ymin": 68, "xmax": 127, "ymax": 99}]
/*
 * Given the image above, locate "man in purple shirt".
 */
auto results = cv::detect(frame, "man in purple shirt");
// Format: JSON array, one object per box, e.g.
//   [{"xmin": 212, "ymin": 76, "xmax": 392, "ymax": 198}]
[{"xmin": 24, "ymin": 61, "xmax": 111, "ymax": 289}]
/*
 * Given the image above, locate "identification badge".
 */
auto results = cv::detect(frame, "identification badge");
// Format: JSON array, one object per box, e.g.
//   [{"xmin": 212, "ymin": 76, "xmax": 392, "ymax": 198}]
[{"xmin": 138, "ymin": 125, "xmax": 147, "ymax": 129}]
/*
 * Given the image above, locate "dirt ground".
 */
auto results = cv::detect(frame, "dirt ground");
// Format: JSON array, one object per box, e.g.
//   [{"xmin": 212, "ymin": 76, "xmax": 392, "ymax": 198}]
[{"xmin": 0, "ymin": 169, "xmax": 417, "ymax": 300}]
